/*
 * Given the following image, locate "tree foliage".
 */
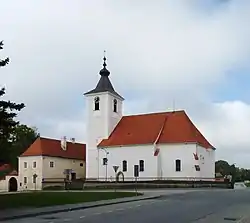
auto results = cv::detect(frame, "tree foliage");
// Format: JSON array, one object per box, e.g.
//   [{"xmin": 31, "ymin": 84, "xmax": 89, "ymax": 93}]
[
  {"xmin": 0, "ymin": 40, "xmax": 25, "ymax": 164},
  {"xmin": 0, "ymin": 41, "xmax": 9, "ymax": 67},
  {"xmin": 9, "ymin": 124, "xmax": 39, "ymax": 169},
  {"xmin": 216, "ymin": 160, "xmax": 250, "ymax": 182}
]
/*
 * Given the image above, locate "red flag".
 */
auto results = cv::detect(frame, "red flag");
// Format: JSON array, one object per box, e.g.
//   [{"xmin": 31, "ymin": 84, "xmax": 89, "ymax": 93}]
[
  {"xmin": 193, "ymin": 153, "xmax": 199, "ymax": 160},
  {"xmin": 154, "ymin": 146, "xmax": 160, "ymax": 156}
]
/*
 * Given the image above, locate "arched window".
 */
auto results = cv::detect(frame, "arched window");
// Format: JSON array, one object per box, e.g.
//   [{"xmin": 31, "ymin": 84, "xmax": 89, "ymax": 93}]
[
  {"xmin": 175, "ymin": 159, "xmax": 181, "ymax": 172},
  {"xmin": 122, "ymin": 160, "xmax": 127, "ymax": 172},
  {"xmin": 113, "ymin": 99, "xmax": 117, "ymax": 112},
  {"xmin": 94, "ymin": 97, "xmax": 100, "ymax": 111},
  {"xmin": 139, "ymin": 160, "xmax": 144, "ymax": 172}
]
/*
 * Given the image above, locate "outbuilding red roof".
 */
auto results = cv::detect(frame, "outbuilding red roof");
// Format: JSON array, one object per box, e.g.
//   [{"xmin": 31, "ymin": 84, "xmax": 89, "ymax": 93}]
[
  {"xmin": 20, "ymin": 137, "xmax": 86, "ymax": 160},
  {"xmin": 0, "ymin": 164, "xmax": 17, "ymax": 180},
  {"xmin": 98, "ymin": 110, "xmax": 214, "ymax": 149}
]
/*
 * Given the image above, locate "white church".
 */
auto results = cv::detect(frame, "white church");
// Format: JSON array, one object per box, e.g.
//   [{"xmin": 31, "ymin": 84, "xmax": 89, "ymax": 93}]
[{"xmin": 84, "ymin": 56, "xmax": 216, "ymax": 182}]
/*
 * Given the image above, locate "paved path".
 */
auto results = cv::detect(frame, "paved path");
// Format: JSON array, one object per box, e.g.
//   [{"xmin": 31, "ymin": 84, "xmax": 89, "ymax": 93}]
[{"xmin": 3, "ymin": 189, "xmax": 250, "ymax": 223}]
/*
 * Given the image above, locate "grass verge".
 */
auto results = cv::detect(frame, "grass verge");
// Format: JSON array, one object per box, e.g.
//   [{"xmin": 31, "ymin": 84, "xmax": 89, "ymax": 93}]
[{"xmin": 0, "ymin": 191, "xmax": 141, "ymax": 209}]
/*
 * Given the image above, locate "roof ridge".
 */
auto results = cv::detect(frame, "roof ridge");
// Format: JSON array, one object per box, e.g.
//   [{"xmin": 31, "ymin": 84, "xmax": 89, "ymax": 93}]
[
  {"xmin": 40, "ymin": 136, "xmax": 85, "ymax": 145},
  {"xmin": 98, "ymin": 109, "xmax": 214, "ymax": 149},
  {"xmin": 124, "ymin": 110, "xmax": 185, "ymax": 117},
  {"xmin": 20, "ymin": 136, "xmax": 86, "ymax": 160}
]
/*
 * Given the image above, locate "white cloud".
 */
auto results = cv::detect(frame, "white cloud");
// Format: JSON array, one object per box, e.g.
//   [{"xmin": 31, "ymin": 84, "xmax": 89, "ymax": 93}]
[{"xmin": 1, "ymin": 0, "xmax": 250, "ymax": 167}]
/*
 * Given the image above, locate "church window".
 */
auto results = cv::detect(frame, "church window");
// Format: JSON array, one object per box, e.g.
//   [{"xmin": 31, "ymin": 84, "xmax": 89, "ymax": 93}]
[
  {"xmin": 195, "ymin": 165, "xmax": 200, "ymax": 171},
  {"xmin": 94, "ymin": 97, "xmax": 100, "ymax": 111},
  {"xmin": 113, "ymin": 99, "xmax": 117, "ymax": 112},
  {"xmin": 175, "ymin": 159, "xmax": 181, "ymax": 172},
  {"xmin": 139, "ymin": 160, "xmax": 144, "ymax": 172},
  {"xmin": 103, "ymin": 157, "xmax": 108, "ymax": 165},
  {"xmin": 122, "ymin": 160, "xmax": 127, "ymax": 172}
]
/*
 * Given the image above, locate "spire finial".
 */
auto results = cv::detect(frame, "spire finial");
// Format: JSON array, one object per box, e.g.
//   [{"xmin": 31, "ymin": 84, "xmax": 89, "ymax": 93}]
[
  {"xmin": 99, "ymin": 50, "xmax": 110, "ymax": 76},
  {"xmin": 103, "ymin": 50, "xmax": 107, "ymax": 68}
]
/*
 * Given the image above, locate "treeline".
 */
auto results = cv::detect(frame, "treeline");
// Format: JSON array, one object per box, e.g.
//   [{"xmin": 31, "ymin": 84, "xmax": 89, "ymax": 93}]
[
  {"xmin": 0, "ymin": 40, "xmax": 39, "ymax": 169},
  {"xmin": 215, "ymin": 160, "xmax": 250, "ymax": 182}
]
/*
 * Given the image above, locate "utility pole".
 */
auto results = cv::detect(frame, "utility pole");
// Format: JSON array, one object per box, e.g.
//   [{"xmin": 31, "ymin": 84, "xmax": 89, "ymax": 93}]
[{"xmin": 100, "ymin": 148, "xmax": 109, "ymax": 182}]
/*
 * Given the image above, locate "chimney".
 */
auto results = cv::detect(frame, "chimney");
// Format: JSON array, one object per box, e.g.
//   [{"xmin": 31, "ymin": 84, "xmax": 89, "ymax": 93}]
[
  {"xmin": 61, "ymin": 136, "xmax": 67, "ymax": 150},
  {"xmin": 71, "ymin": 137, "xmax": 75, "ymax": 144}
]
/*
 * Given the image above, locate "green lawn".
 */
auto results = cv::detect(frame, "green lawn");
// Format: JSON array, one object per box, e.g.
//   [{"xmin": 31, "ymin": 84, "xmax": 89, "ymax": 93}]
[
  {"xmin": 0, "ymin": 191, "xmax": 141, "ymax": 209},
  {"xmin": 245, "ymin": 182, "xmax": 250, "ymax": 187}
]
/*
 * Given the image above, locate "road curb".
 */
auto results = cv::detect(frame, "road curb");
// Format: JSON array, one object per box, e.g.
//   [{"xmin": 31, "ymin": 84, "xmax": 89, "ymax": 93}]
[
  {"xmin": 237, "ymin": 215, "xmax": 250, "ymax": 223},
  {"xmin": 0, "ymin": 195, "xmax": 160, "ymax": 221}
]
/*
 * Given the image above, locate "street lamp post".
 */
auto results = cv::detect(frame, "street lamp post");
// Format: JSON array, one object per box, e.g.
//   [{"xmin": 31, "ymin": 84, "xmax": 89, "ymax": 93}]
[{"xmin": 100, "ymin": 148, "xmax": 109, "ymax": 182}]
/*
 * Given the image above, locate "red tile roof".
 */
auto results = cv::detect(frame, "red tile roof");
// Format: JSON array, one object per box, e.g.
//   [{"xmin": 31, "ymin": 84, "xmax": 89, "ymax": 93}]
[
  {"xmin": 0, "ymin": 164, "xmax": 11, "ymax": 171},
  {"xmin": 0, "ymin": 164, "xmax": 17, "ymax": 180},
  {"xmin": 20, "ymin": 137, "xmax": 86, "ymax": 160},
  {"xmin": 98, "ymin": 110, "xmax": 214, "ymax": 149}
]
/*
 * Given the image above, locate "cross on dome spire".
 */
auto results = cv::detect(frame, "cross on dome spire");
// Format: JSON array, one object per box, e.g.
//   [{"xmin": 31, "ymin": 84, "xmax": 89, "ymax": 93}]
[
  {"xmin": 99, "ymin": 50, "xmax": 110, "ymax": 76},
  {"xmin": 84, "ymin": 51, "xmax": 124, "ymax": 100},
  {"xmin": 103, "ymin": 50, "xmax": 107, "ymax": 68}
]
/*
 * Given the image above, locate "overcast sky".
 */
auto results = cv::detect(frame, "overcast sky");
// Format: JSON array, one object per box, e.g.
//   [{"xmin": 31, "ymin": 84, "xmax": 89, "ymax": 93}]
[{"xmin": 1, "ymin": 0, "xmax": 250, "ymax": 167}]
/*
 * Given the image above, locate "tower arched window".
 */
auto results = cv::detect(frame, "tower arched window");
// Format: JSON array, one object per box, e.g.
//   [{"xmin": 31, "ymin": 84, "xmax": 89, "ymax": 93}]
[
  {"xmin": 94, "ymin": 97, "xmax": 100, "ymax": 111},
  {"xmin": 122, "ymin": 160, "xmax": 127, "ymax": 172},
  {"xmin": 113, "ymin": 99, "xmax": 117, "ymax": 113},
  {"xmin": 175, "ymin": 159, "xmax": 181, "ymax": 172}
]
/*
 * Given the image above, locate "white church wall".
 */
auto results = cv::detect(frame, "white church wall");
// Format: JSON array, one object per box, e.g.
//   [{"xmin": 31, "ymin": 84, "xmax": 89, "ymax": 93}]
[
  {"xmin": 98, "ymin": 144, "xmax": 157, "ymax": 181},
  {"xmin": 160, "ymin": 143, "xmax": 199, "ymax": 180},
  {"xmin": 98, "ymin": 143, "xmax": 212, "ymax": 181},
  {"xmin": 196, "ymin": 145, "xmax": 215, "ymax": 179}
]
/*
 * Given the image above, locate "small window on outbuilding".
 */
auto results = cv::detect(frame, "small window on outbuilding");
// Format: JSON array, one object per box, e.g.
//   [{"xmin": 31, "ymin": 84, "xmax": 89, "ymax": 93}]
[
  {"xmin": 113, "ymin": 99, "xmax": 117, "ymax": 112},
  {"xmin": 175, "ymin": 159, "xmax": 181, "ymax": 172},
  {"xmin": 139, "ymin": 160, "xmax": 144, "ymax": 172},
  {"xmin": 94, "ymin": 97, "xmax": 100, "ymax": 111},
  {"xmin": 80, "ymin": 163, "xmax": 83, "ymax": 167},
  {"xmin": 122, "ymin": 160, "xmax": 127, "ymax": 172}
]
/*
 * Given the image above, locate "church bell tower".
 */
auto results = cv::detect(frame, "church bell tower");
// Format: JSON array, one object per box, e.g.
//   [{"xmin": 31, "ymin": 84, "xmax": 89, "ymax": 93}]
[{"xmin": 84, "ymin": 55, "xmax": 124, "ymax": 179}]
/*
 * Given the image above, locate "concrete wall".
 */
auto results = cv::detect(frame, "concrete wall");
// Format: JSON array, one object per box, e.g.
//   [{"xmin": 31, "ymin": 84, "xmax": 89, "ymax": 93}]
[
  {"xmin": 0, "ymin": 179, "xmax": 6, "ymax": 192},
  {"xmin": 0, "ymin": 176, "xmax": 19, "ymax": 192}
]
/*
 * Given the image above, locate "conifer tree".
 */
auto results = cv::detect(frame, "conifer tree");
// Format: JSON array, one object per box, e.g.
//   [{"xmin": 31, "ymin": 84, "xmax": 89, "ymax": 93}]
[{"xmin": 0, "ymin": 40, "xmax": 25, "ymax": 164}]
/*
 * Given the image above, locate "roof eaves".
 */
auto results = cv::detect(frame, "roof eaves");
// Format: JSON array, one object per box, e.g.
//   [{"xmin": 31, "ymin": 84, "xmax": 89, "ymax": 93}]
[
  {"xmin": 84, "ymin": 89, "xmax": 124, "ymax": 100},
  {"xmin": 41, "ymin": 155, "xmax": 85, "ymax": 160},
  {"xmin": 98, "ymin": 143, "xmax": 155, "ymax": 148}
]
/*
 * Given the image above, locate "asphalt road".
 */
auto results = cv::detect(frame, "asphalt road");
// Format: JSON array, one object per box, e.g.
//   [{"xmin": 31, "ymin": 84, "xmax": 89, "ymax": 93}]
[{"xmin": 7, "ymin": 189, "xmax": 250, "ymax": 223}]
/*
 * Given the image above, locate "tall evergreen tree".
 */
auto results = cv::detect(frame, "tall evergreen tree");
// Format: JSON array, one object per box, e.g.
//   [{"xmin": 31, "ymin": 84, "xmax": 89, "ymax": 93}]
[
  {"xmin": 0, "ymin": 40, "xmax": 25, "ymax": 164},
  {"xmin": 0, "ymin": 41, "xmax": 9, "ymax": 67}
]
